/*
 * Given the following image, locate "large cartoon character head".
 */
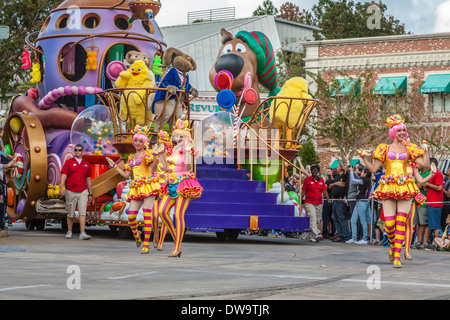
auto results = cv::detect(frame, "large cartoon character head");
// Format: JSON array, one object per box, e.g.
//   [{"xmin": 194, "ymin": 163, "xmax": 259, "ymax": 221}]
[
  {"xmin": 209, "ymin": 28, "xmax": 280, "ymax": 119},
  {"xmin": 126, "ymin": 50, "xmax": 151, "ymax": 68}
]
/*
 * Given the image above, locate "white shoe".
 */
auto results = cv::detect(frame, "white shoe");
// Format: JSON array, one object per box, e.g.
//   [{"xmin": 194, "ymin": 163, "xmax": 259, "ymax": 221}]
[
  {"xmin": 79, "ymin": 232, "xmax": 91, "ymax": 240},
  {"xmin": 356, "ymin": 239, "xmax": 368, "ymax": 245},
  {"xmin": 65, "ymin": 231, "xmax": 72, "ymax": 239},
  {"xmin": 345, "ymin": 239, "xmax": 357, "ymax": 244}
]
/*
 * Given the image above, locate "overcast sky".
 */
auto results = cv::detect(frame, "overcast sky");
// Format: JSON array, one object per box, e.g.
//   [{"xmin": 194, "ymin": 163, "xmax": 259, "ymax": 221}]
[{"xmin": 156, "ymin": 0, "xmax": 450, "ymax": 34}]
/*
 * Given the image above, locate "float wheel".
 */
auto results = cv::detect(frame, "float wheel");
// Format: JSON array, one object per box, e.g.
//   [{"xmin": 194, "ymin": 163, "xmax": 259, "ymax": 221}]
[{"xmin": 3, "ymin": 112, "xmax": 48, "ymax": 220}]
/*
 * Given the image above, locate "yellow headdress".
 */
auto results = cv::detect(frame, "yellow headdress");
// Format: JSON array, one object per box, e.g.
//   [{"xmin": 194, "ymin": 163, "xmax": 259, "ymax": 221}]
[
  {"xmin": 133, "ymin": 125, "xmax": 150, "ymax": 136},
  {"xmin": 173, "ymin": 119, "xmax": 191, "ymax": 132},
  {"xmin": 132, "ymin": 125, "xmax": 150, "ymax": 149},
  {"xmin": 172, "ymin": 119, "xmax": 192, "ymax": 143},
  {"xmin": 386, "ymin": 114, "xmax": 405, "ymax": 128}
]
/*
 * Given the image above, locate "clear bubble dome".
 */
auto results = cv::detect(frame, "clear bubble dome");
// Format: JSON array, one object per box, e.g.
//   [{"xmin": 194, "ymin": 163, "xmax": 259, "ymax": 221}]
[{"xmin": 70, "ymin": 105, "xmax": 118, "ymax": 156}]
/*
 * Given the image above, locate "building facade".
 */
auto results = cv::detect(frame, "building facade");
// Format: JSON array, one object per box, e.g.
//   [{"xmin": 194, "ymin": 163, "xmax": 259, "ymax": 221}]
[{"xmin": 303, "ymin": 32, "xmax": 450, "ymax": 171}]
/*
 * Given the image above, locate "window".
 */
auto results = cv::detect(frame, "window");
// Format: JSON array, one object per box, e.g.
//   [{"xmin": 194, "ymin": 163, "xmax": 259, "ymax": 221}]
[
  {"xmin": 114, "ymin": 15, "xmax": 130, "ymax": 30},
  {"xmin": 141, "ymin": 20, "xmax": 155, "ymax": 34},
  {"xmin": 59, "ymin": 43, "xmax": 87, "ymax": 82},
  {"xmin": 430, "ymin": 93, "xmax": 450, "ymax": 113},
  {"xmin": 55, "ymin": 14, "xmax": 71, "ymax": 30},
  {"xmin": 82, "ymin": 13, "xmax": 100, "ymax": 29}
]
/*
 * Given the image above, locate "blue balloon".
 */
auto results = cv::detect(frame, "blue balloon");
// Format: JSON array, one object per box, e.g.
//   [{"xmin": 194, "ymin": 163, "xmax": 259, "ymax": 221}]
[{"xmin": 216, "ymin": 89, "xmax": 236, "ymax": 110}]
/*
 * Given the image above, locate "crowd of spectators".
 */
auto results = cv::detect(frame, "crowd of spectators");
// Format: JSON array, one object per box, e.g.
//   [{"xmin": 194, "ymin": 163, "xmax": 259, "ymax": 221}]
[{"xmin": 285, "ymin": 155, "xmax": 450, "ymax": 252}]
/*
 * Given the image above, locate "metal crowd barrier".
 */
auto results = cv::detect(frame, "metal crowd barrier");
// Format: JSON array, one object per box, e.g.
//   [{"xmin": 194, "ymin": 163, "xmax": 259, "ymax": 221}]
[{"xmin": 321, "ymin": 198, "xmax": 450, "ymax": 244}]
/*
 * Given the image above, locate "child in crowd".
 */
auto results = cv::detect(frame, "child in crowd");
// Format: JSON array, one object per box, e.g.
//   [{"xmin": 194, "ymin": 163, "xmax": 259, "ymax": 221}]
[{"xmin": 434, "ymin": 214, "xmax": 450, "ymax": 252}]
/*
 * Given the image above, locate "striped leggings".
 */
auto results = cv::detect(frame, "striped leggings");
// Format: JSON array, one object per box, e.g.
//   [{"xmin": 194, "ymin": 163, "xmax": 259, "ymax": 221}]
[{"xmin": 157, "ymin": 195, "xmax": 191, "ymax": 254}]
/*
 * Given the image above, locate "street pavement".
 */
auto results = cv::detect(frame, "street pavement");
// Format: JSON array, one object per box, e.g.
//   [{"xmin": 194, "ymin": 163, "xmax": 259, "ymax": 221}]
[{"xmin": 1, "ymin": 222, "xmax": 449, "ymax": 303}]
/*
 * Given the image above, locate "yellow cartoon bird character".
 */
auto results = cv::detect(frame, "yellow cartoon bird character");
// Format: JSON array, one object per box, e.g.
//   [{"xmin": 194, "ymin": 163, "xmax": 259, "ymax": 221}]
[
  {"xmin": 115, "ymin": 60, "xmax": 155, "ymax": 127},
  {"xmin": 269, "ymin": 77, "xmax": 314, "ymax": 149}
]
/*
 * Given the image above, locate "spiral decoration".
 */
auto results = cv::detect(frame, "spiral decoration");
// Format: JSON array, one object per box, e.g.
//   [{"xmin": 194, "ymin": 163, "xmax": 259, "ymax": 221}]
[
  {"xmin": 62, "ymin": 144, "xmax": 75, "ymax": 166},
  {"xmin": 47, "ymin": 153, "xmax": 62, "ymax": 186},
  {"xmin": 38, "ymin": 86, "xmax": 103, "ymax": 110}
]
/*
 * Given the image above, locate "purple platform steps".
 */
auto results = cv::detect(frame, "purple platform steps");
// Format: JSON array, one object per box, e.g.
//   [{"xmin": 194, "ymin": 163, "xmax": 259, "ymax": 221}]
[{"xmin": 184, "ymin": 157, "xmax": 310, "ymax": 235}]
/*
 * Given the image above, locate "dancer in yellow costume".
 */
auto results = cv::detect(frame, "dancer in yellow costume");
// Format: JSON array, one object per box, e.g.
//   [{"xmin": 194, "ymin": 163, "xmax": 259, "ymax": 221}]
[
  {"xmin": 360, "ymin": 115, "xmax": 430, "ymax": 268},
  {"xmin": 107, "ymin": 125, "xmax": 160, "ymax": 253}
]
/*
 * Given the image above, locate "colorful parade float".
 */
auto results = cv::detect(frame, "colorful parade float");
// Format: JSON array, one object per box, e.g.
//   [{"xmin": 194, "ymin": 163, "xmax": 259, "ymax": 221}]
[{"xmin": 5, "ymin": 0, "xmax": 318, "ymax": 239}]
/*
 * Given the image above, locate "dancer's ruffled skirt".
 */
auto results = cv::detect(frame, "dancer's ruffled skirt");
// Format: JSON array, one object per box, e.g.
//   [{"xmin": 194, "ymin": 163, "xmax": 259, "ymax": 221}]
[
  {"xmin": 373, "ymin": 182, "xmax": 426, "ymax": 207},
  {"xmin": 161, "ymin": 174, "xmax": 203, "ymax": 199},
  {"xmin": 125, "ymin": 177, "xmax": 161, "ymax": 202}
]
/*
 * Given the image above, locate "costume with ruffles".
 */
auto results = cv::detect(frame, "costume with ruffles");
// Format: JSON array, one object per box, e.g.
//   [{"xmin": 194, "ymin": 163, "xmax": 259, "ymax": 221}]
[
  {"xmin": 160, "ymin": 147, "xmax": 203, "ymax": 199},
  {"xmin": 372, "ymin": 142, "xmax": 426, "ymax": 206},
  {"xmin": 124, "ymin": 150, "xmax": 160, "ymax": 201}
]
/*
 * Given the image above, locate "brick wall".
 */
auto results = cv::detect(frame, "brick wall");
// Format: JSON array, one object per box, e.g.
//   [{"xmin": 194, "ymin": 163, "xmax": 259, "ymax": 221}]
[{"xmin": 319, "ymin": 37, "xmax": 450, "ymax": 58}]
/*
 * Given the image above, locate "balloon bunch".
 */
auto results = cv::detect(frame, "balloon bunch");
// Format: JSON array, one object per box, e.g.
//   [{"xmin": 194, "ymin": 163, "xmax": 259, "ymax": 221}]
[{"xmin": 214, "ymin": 71, "xmax": 257, "ymax": 147}]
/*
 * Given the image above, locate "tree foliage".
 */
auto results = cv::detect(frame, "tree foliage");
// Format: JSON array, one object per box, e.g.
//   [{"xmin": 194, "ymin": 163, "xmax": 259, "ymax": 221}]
[
  {"xmin": 310, "ymin": 0, "xmax": 408, "ymax": 40},
  {"xmin": 298, "ymin": 136, "xmax": 320, "ymax": 166},
  {"xmin": 253, "ymin": 0, "xmax": 279, "ymax": 16},
  {"xmin": 308, "ymin": 70, "xmax": 410, "ymax": 163},
  {"xmin": 0, "ymin": 0, "xmax": 60, "ymax": 101},
  {"xmin": 275, "ymin": 46, "xmax": 306, "ymax": 88},
  {"xmin": 278, "ymin": 1, "xmax": 314, "ymax": 25}
]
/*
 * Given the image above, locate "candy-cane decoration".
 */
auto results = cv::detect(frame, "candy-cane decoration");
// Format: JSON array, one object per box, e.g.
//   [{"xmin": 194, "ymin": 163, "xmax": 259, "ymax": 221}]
[
  {"xmin": 62, "ymin": 144, "xmax": 75, "ymax": 166},
  {"xmin": 38, "ymin": 86, "xmax": 103, "ymax": 110},
  {"xmin": 47, "ymin": 153, "xmax": 62, "ymax": 185},
  {"xmin": 232, "ymin": 72, "xmax": 253, "ymax": 148}
]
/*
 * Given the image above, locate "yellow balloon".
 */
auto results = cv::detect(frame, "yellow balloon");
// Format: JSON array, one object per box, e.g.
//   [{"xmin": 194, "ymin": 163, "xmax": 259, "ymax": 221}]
[{"xmin": 10, "ymin": 117, "xmax": 22, "ymax": 134}]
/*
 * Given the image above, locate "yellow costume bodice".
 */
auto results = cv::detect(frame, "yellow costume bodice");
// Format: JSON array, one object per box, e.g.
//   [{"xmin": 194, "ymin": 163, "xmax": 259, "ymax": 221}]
[{"xmin": 123, "ymin": 150, "xmax": 160, "ymax": 201}]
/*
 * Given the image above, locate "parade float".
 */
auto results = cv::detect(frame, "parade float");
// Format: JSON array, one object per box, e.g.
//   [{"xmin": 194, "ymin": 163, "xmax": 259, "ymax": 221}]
[{"xmin": 4, "ymin": 0, "xmax": 318, "ymax": 239}]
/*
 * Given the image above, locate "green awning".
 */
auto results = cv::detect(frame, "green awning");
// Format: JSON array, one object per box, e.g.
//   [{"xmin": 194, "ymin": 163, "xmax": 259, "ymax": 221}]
[
  {"xmin": 419, "ymin": 74, "xmax": 450, "ymax": 93},
  {"xmin": 373, "ymin": 76, "xmax": 407, "ymax": 95},
  {"xmin": 330, "ymin": 160, "xmax": 339, "ymax": 169},
  {"xmin": 330, "ymin": 79, "xmax": 360, "ymax": 97},
  {"xmin": 330, "ymin": 159, "xmax": 360, "ymax": 169}
]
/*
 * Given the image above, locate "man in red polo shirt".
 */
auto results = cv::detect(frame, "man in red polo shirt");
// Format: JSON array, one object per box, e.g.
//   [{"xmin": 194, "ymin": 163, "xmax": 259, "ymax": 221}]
[
  {"xmin": 301, "ymin": 164, "xmax": 331, "ymax": 243},
  {"xmin": 60, "ymin": 144, "xmax": 93, "ymax": 240},
  {"xmin": 425, "ymin": 158, "xmax": 444, "ymax": 245}
]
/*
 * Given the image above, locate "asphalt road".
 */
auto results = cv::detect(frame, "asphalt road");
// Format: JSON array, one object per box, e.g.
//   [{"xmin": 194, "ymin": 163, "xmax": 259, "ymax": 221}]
[{"xmin": 1, "ymin": 222, "xmax": 449, "ymax": 304}]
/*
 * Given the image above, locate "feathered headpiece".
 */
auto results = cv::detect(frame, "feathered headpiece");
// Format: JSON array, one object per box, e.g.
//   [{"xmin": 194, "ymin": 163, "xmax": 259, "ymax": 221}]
[
  {"xmin": 386, "ymin": 114, "xmax": 405, "ymax": 128},
  {"xmin": 158, "ymin": 130, "xmax": 170, "ymax": 142},
  {"xmin": 133, "ymin": 125, "xmax": 150, "ymax": 136},
  {"xmin": 173, "ymin": 119, "xmax": 191, "ymax": 132}
]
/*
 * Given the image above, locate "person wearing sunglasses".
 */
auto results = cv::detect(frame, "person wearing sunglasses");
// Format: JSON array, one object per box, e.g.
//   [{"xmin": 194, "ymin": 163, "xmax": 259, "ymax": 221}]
[
  {"xmin": 107, "ymin": 125, "xmax": 160, "ymax": 254},
  {"xmin": 60, "ymin": 144, "xmax": 93, "ymax": 240}
]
